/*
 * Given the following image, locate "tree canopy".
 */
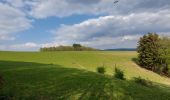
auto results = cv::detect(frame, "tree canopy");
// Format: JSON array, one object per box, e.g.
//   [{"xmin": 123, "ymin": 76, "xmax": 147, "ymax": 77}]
[
  {"xmin": 137, "ymin": 33, "xmax": 169, "ymax": 75},
  {"xmin": 40, "ymin": 44, "xmax": 97, "ymax": 52}
]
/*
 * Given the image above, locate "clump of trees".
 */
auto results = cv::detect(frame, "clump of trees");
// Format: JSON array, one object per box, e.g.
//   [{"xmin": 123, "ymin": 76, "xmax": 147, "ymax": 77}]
[
  {"xmin": 137, "ymin": 33, "xmax": 170, "ymax": 76},
  {"xmin": 40, "ymin": 44, "xmax": 98, "ymax": 52}
]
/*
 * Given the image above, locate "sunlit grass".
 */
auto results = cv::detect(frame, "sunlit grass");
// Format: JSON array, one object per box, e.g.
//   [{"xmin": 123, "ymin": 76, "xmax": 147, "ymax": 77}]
[{"xmin": 0, "ymin": 51, "xmax": 169, "ymax": 85}]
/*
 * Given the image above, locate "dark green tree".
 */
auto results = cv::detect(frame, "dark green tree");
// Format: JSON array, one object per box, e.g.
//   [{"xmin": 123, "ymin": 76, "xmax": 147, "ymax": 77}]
[
  {"xmin": 73, "ymin": 44, "xmax": 81, "ymax": 48},
  {"xmin": 73, "ymin": 44, "xmax": 82, "ymax": 51},
  {"xmin": 159, "ymin": 37, "xmax": 170, "ymax": 75},
  {"xmin": 137, "ymin": 33, "xmax": 167, "ymax": 73}
]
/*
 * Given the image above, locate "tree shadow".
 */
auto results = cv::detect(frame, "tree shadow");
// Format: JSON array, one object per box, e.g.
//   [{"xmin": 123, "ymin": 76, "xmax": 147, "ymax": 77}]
[
  {"xmin": 131, "ymin": 57, "xmax": 170, "ymax": 77},
  {"xmin": 0, "ymin": 60, "xmax": 170, "ymax": 100}
]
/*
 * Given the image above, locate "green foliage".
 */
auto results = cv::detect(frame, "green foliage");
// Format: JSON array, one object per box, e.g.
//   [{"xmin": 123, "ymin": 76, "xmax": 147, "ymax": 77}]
[
  {"xmin": 0, "ymin": 75, "xmax": 4, "ymax": 90},
  {"xmin": 159, "ymin": 37, "xmax": 170, "ymax": 75},
  {"xmin": 73, "ymin": 44, "xmax": 82, "ymax": 51},
  {"xmin": 40, "ymin": 46, "xmax": 74, "ymax": 51},
  {"xmin": 114, "ymin": 67, "xmax": 125, "ymax": 80},
  {"xmin": 0, "ymin": 51, "xmax": 169, "ymax": 85},
  {"xmin": 0, "ymin": 61, "xmax": 170, "ymax": 100},
  {"xmin": 97, "ymin": 66, "xmax": 105, "ymax": 74},
  {"xmin": 73, "ymin": 44, "xmax": 81, "ymax": 48},
  {"xmin": 133, "ymin": 77, "xmax": 152, "ymax": 87},
  {"xmin": 137, "ymin": 33, "xmax": 169, "ymax": 75},
  {"xmin": 40, "ymin": 44, "xmax": 97, "ymax": 51},
  {"xmin": 137, "ymin": 33, "xmax": 160, "ymax": 69}
]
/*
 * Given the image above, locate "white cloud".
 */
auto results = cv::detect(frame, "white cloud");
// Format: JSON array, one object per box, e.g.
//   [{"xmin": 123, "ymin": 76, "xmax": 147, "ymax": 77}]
[
  {"xmin": 50, "ymin": 11, "xmax": 170, "ymax": 49},
  {"xmin": 29, "ymin": 0, "xmax": 102, "ymax": 18},
  {"xmin": 159, "ymin": 32, "xmax": 170, "ymax": 37},
  {"xmin": 40, "ymin": 42, "xmax": 63, "ymax": 48},
  {"xmin": 0, "ymin": 42, "xmax": 70, "ymax": 51},
  {"xmin": 0, "ymin": 3, "xmax": 32, "ymax": 41},
  {"xmin": 0, "ymin": 42, "xmax": 39, "ymax": 51},
  {"xmin": 39, "ymin": 34, "xmax": 141, "ymax": 49},
  {"xmin": 5, "ymin": 0, "xmax": 25, "ymax": 8},
  {"xmin": 122, "ymin": 35, "xmax": 141, "ymax": 41},
  {"xmin": 5, "ymin": 0, "xmax": 36, "ymax": 8},
  {"xmin": 12, "ymin": 42, "xmax": 38, "ymax": 50},
  {"xmin": 1, "ymin": 0, "xmax": 170, "ymax": 51},
  {"xmin": 78, "ymin": 36, "xmax": 139, "ymax": 49},
  {"xmin": 11, "ymin": 42, "xmax": 38, "ymax": 48},
  {"xmin": 28, "ymin": 0, "xmax": 170, "ymax": 18},
  {"xmin": 0, "ymin": 34, "xmax": 15, "ymax": 41}
]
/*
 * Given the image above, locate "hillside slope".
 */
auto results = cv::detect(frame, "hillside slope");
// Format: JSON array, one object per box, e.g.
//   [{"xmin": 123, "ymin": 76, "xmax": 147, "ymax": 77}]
[
  {"xmin": 0, "ymin": 51, "xmax": 169, "ymax": 85},
  {"xmin": 0, "ymin": 60, "xmax": 170, "ymax": 100}
]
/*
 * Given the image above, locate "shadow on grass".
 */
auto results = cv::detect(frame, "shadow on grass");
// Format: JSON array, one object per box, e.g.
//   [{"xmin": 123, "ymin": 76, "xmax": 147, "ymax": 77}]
[
  {"xmin": 131, "ymin": 58, "xmax": 139, "ymax": 65},
  {"xmin": 0, "ymin": 60, "xmax": 170, "ymax": 100},
  {"xmin": 131, "ymin": 57, "xmax": 153, "ymax": 71}
]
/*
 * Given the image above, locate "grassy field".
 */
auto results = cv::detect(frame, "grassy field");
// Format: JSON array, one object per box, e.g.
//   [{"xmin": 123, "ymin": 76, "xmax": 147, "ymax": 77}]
[{"xmin": 0, "ymin": 51, "xmax": 170, "ymax": 99}]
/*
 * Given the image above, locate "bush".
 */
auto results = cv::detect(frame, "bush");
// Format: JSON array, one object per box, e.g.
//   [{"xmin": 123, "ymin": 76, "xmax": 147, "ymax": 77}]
[
  {"xmin": 97, "ymin": 66, "xmax": 105, "ymax": 74},
  {"xmin": 114, "ymin": 67, "xmax": 125, "ymax": 80},
  {"xmin": 133, "ymin": 77, "xmax": 152, "ymax": 87}
]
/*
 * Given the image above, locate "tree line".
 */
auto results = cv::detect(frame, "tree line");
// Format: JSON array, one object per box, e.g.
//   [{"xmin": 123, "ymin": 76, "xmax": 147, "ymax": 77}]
[
  {"xmin": 137, "ymin": 33, "xmax": 170, "ymax": 76},
  {"xmin": 40, "ymin": 44, "xmax": 98, "ymax": 52}
]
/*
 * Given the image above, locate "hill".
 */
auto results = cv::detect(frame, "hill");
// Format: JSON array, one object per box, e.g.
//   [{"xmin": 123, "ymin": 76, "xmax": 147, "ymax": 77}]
[
  {"xmin": 40, "ymin": 44, "xmax": 98, "ymax": 51},
  {"xmin": 0, "ymin": 51, "xmax": 170, "ymax": 99},
  {"xmin": 104, "ymin": 48, "xmax": 136, "ymax": 51}
]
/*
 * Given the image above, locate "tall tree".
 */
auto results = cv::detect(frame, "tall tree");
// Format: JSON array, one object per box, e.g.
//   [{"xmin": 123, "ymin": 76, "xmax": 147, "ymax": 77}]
[{"xmin": 137, "ymin": 33, "xmax": 166, "ymax": 73}]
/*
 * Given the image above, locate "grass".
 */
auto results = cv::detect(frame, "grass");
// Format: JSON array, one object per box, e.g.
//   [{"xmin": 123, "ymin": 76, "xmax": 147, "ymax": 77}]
[
  {"xmin": 0, "ymin": 51, "xmax": 170, "ymax": 99},
  {"xmin": 0, "ymin": 51, "xmax": 169, "ymax": 85}
]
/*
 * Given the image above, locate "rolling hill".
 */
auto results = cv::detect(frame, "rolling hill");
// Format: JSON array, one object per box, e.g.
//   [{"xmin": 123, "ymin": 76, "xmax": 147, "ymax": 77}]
[{"xmin": 0, "ymin": 51, "xmax": 170, "ymax": 99}]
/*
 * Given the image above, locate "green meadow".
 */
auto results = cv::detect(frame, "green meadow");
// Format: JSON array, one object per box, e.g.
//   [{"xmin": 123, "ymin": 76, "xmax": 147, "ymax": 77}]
[{"xmin": 0, "ymin": 51, "xmax": 170, "ymax": 99}]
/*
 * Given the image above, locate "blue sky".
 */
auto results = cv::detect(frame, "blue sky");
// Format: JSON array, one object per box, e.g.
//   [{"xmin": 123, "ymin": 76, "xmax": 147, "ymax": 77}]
[
  {"xmin": 0, "ymin": 0, "xmax": 170, "ymax": 51},
  {"xmin": 17, "ymin": 15, "xmax": 99, "ymax": 43}
]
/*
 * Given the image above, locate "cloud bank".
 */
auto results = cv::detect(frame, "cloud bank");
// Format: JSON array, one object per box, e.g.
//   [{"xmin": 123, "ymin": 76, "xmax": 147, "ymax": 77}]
[
  {"xmin": 0, "ymin": 0, "xmax": 170, "ymax": 50},
  {"xmin": 0, "ymin": 2, "xmax": 32, "ymax": 41},
  {"xmin": 51, "ymin": 11, "xmax": 170, "ymax": 49}
]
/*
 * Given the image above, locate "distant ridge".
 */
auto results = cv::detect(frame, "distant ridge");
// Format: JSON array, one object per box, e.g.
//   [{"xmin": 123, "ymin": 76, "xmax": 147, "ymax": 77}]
[{"xmin": 104, "ymin": 48, "xmax": 136, "ymax": 51}]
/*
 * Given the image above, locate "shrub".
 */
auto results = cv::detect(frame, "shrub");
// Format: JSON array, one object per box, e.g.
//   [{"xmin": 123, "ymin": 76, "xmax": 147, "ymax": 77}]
[
  {"xmin": 114, "ymin": 67, "xmax": 125, "ymax": 80},
  {"xmin": 133, "ymin": 77, "xmax": 152, "ymax": 87},
  {"xmin": 97, "ymin": 66, "xmax": 105, "ymax": 74}
]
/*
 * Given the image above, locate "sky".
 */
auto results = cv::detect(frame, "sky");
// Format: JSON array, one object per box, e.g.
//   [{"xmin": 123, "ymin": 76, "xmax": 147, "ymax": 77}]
[{"xmin": 0, "ymin": 0, "xmax": 170, "ymax": 51}]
